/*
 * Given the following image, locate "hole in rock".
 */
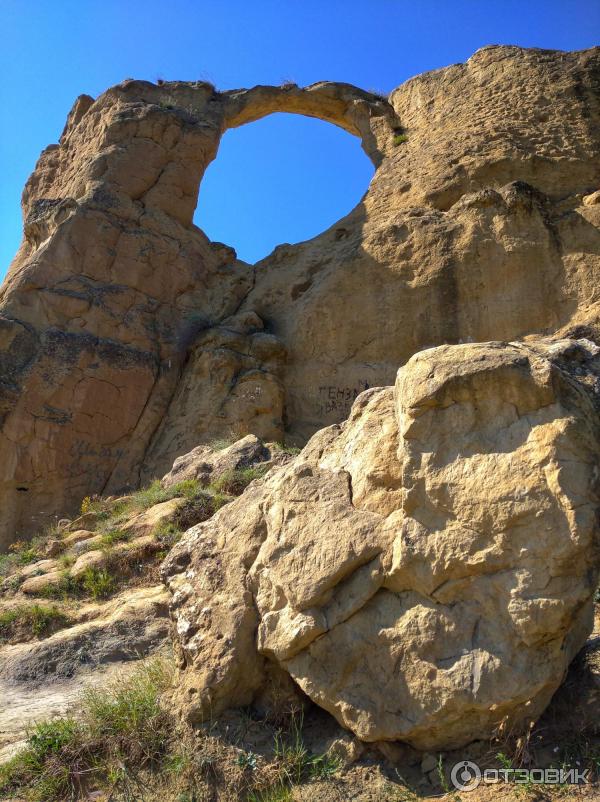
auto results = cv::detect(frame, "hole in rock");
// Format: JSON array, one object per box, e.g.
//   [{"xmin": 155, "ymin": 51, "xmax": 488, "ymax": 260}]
[{"xmin": 195, "ymin": 112, "xmax": 375, "ymax": 264}]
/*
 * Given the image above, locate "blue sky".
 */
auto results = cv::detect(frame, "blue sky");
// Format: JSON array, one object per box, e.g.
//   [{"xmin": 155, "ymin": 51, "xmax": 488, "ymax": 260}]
[{"xmin": 1, "ymin": 1, "xmax": 598, "ymax": 274}]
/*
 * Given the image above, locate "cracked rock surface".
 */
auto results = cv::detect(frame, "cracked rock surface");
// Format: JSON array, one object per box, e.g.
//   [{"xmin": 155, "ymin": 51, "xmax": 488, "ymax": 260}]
[
  {"xmin": 1, "ymin": 45, "xmax": 600, "ymax": 547},
  {"xmin": 162, "ymin": 338, "xmax": 600, "ymax": 750}
]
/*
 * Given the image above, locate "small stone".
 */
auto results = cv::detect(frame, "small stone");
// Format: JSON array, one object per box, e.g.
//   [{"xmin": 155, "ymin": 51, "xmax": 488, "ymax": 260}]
[
  {"xmin": 70, "ymin": 550, "xmax": 105, "ymax": 579},
  {"xmin": 45, "ymin": 540, "xmax": 63, "ymax": 557},
  {"xmin": 326, "ymin": 735, "xmax": 364, "ymax": 767},
  {"xmin": 62, "ymin": 529, "xmax": 96, "ymax": 547},
  {"xmin": 420, "ymin": 753, "xmax": 438, "ymax": 774},
  {"xmin": 21, "ymin": 571, "xmax": 64, "ymax": 595}
]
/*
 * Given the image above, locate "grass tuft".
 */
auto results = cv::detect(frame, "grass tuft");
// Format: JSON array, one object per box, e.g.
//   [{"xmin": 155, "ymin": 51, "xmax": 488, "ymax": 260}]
[
  {"xmin": 271, "ymin": 442, "xmax": 301, "ymax": 456},
  {"xmin": 247, "ymin": 785, "xmax": 294, "ymax": 802},
  {"xmin": 0, "ymin": 604, "xmax": 70, "ymax": 642},
  {"xmin": 209, "ymin": 436, "xmax": 235, "ymax": 451},
  {"xmin": 81, "ymin": 567, "xmax": 116, "ymax": 600},
  {"xmin": 0, "ymin": 658, "xmax": 173, "ymax": 801},
  {"xmin": 273, "ymin": 714, "xmax": 340, "ymax": 785},
  {"xmin": 98, "ymin": 529, "xmax": 130, "ymax": 549},
  {"xmin": 39, "ymin": 567, "xmax": 116, "ymax": 602},
  {"xmin": 211, "ymin": 465, "xmax": 269, "ymax": 496}
]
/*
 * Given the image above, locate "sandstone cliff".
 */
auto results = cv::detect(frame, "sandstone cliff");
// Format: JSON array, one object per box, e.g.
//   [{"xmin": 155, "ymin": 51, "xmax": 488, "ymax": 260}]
[{"xmin": 1, "ymin": 45, "xmax": 599, "ymax": 548}]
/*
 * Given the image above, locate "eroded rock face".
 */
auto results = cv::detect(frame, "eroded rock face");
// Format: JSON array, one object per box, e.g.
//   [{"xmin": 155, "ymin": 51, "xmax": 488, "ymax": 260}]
[
  {"xmin": 162, "ymin": 339, "xmax": 600, "ymax": 749},
  {"xmin": 1, "ymin": 45, "xmax": 600, "ymax": 548}
]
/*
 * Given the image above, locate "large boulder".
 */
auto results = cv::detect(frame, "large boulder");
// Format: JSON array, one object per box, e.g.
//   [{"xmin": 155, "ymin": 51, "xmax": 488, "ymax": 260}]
[{"xmin": 162, "ymin": 338, "xmax": 600, "ymax": 750}]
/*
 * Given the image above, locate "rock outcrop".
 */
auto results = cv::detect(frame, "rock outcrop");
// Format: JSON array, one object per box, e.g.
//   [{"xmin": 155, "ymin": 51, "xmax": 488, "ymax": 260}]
[
  {"xmin": 1, "ymin": 45, "xmax": 600, "ymax": 547},
  {"xmin": 160, "ymin": 433, "xmax": 292, "ymax": 490},
  {"xmin": 162, "ymin": 338, "xmax": 600, "ymax": 750}
]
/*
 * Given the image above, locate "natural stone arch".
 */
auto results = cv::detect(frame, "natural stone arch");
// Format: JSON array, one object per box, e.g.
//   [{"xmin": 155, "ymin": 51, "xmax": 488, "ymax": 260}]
[
  {"xmin": 0, "ymin": 80, "xmax": 399, "ymax": 548},
  {"xmin": 196, "ymin": 108, "xmax": 377, "ymax": 264},
  {"xmin": 1, "ymin": 46, "xmax": 599, "ymax": 548}
]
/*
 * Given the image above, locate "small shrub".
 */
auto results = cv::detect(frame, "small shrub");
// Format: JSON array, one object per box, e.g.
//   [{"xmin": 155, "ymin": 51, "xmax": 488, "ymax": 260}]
[
  {"xmin": 80, "ymin": 495, "xmax": 108, "ymax": 516},
  {"xmin": 273, "ymin": 714, "xmax": 340, "ymax": 785},
  {"xmin": 41, "ymin": 566, "xmax": 117, "ymax": 602},
  {"xmin": 81, "ymin": 567, "xmax": 116, "ymax": 600},
  {"xmin": 237, "ymin": 750, "xmax": 258, "ymax": 771},
  {"xmin": 8, "ymin": 540, "xmax": 39, "ymax": 565},
  {"xmin": 392, "ymin": 133, "xmax": 408, "ymax": 146}
]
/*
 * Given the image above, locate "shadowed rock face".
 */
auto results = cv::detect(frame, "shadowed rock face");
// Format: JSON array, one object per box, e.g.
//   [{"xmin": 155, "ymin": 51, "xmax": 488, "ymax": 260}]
[{"xmin": 1, "ymin": 45, "xmax": 600, "ymax": 548}]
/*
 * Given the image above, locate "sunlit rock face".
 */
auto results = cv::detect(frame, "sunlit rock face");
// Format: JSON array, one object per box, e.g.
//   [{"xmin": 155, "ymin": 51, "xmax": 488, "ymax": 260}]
[
  {"xmin": 1, "ymin": 45, "xmax": 600, "ymax": 547},
  {"xmin": 162, "ymin": 338, "xmax": 600, "ymax": 750}
]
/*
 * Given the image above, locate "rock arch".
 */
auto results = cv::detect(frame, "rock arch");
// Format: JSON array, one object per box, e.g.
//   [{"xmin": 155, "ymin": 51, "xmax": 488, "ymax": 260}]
[
  {"xmin": 1, "ymin": 45, "xmax": 599, "ymax": 547},
  {"xmin": 0, "ymin": 80, "xmax": 398, "ymax": 548}
]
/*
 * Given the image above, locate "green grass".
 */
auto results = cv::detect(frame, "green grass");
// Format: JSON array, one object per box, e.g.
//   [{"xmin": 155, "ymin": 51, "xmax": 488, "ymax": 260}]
[
  {"xmin": 0, "ymin": 541, "xmax": 42, "ymax": 577},
  {"xmin": 80, "ymin": 479, "xmax": 209, "ymax": 539},
  {"xmin": 0, "ymin": 604, "xmax": 70, "ymax": 642},
  {"xmin": 38, "ymin": 571, "xmax": 80, "ymax": 601},
  {"xmin": 152, "ymin": 521, "xmax": 184, "ymax": 550},
  {"xmin": 0, "ymin": 659, "xmax": 172, "ymax": 801},
  {"xmin": 392, "ymin": 133, "xmax": 408, "ymax": 145},
  {"xmin": 81, "ymin": 567, "xmax": 116, "ymax": 600},
  {"xmin": 59, "ymin": 553, "xmax": 75, "ymax": 569},
  {"xmin": 247, "ymin": 785, "xmax": 294, "ymax": 802},
  {"xmin": 0, "ymin": 663, "xmax": 343, "ymax": 801},
  {"xmin": 273, "ymin": 715, "xmax": 340, "ymax": 785},
  {"xmin": 111, "ymin": 478, "xmax": 204, "ymax": 517},
  {"xmin": 271, "ymin": 443, "xmax": 302, "ymax": 456},
  {"xmin": 98, "ymin": 529, "xmax": 130, "ymax": 549},
  {"xmin": 210, "ymin": 465, "xmax": 270, "ymax": 496},
  {"xmin": 209, "ymin": 436, "xmax": 235, "ymax": 451},
  {"xmin": 39, "ymin": 567, "xmax": 116, "ymax": 602}
]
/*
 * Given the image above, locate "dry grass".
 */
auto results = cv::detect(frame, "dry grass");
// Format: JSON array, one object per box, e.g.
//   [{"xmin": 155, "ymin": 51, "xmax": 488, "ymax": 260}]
[{"xmin": 0, "ymin": 659, "xmax": 345, "ymax": 802}]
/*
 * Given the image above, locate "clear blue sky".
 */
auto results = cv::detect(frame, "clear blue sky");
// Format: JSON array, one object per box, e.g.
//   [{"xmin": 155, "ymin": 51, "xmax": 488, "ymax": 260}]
[{"xmin": 1, "ymin": 1, "xmax": 598, "ymax": 274}]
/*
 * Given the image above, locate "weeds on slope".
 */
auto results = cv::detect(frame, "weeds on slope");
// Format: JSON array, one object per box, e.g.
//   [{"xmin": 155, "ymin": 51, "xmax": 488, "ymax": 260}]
[
  {"xmin": 0, "ymin": 659, "xmax": 342, "ymax": 802},
  {"xmin": 0, "ymin": 603, "xmax": 70, "ymax": 643},
  {"xmin": 0, "ymin": 658, "xmax": 172, "ymax": 801}
]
